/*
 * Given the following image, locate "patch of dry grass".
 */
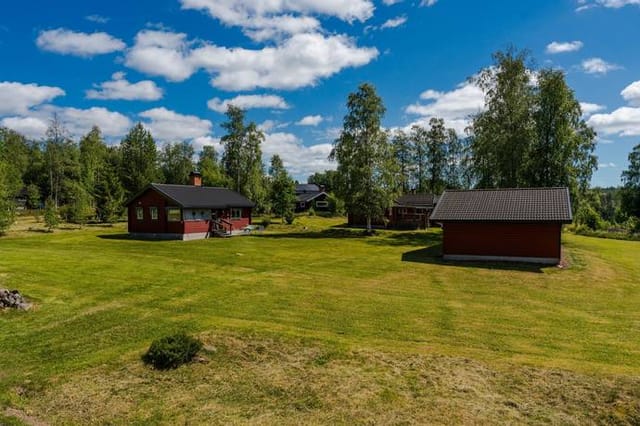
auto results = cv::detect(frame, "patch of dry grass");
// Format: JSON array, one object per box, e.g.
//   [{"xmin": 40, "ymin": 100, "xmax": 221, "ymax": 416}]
[{"xmin": 5, "ymin": 333, "xmax": 639, "ymax": 425}]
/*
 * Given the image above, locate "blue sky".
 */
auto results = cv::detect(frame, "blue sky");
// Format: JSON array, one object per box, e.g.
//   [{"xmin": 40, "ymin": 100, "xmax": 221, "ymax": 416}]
[{"xmin": 1, "ymin": 0, "xmax": 639, "ymax": 186}]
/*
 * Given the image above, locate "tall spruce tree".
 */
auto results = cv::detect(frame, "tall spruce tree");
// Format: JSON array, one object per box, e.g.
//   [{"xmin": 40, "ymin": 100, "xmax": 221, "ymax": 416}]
[
  {"xmin": 331, "ymin": 83, "xmax": 398, "ymax": 233},
  {"xmin": 392, "ymin": 129, "xmax": 413, "ymax": 193},
  {"xmin": 95, "ymin": 147, "xmax": 125, "ymax": 223},
  {"xmin": 410, "ymin": 124, "xmax": 429, "ymax": 192},
  {"xmin": 425, "ymin": 118, "xmax": 448, "ymax": 194},
  {"xmin": 79, "ymin": 126, "xmax": 107, "ymax": 201},
  {"xmin": 120, "ymin": 123, "xmax": 159, "ymax": 196},
  {"xmin": 269, "ymin": 155, "xmax": 296, "ymax": 222}
]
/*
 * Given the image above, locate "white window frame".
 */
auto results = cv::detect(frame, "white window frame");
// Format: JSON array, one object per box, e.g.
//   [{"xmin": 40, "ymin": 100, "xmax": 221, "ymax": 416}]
[
  {"xmin": 315, "ymin": 200, "xmax": 329, "ymax": 208},
  {"xmin": 167, "ymin": 208, "xmax": 181, "ymax": 222},
  {"xmin": 150, "ymin": 206, "xmax": 158, "ymax": 221},
  {"xmin": 231, "ymin": 208, "xmax": 242, "ymax": 220},
  {"xmin": 136, "ymin": 207, "xmax": 144, "ymax": 221}
]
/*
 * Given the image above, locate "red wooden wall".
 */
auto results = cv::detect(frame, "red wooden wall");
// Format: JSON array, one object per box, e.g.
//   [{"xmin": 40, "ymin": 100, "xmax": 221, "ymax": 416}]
[{"xmin": 442, "ymin": 222, "xmax": 562, "ymax": 260}]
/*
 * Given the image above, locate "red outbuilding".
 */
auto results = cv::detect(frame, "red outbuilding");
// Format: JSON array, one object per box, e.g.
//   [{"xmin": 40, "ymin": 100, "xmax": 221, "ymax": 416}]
[
  {"xmin": 429, "ymin": 188, "xmax": 573, "ymax": 264},
  {"xmin": 126, "ymin": 172, "xmax": 255, "ymax": 240}
]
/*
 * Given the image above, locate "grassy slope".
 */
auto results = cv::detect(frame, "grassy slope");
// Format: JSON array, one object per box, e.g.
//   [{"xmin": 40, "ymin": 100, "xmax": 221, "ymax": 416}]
[{"xmin": 1, "ymin": 217, "xmax": 639, "ymax": 424}]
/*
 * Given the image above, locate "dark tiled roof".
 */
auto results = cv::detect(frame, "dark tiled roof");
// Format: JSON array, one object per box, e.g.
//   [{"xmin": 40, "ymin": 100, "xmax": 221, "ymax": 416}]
[
  {"xmin": 296, "ymin": 184, "xmax": 321, "ymax": 193},
  {"xmin": 430, "ymin": 188, "xmax": 572, "ymax": 223},
  {"xmin": 129, "ymin": 184, "xmax": 255, "ymax": 209},
  {"xmin": 394, "ymin": 193, "xmax": 436, "ymax": 207}
]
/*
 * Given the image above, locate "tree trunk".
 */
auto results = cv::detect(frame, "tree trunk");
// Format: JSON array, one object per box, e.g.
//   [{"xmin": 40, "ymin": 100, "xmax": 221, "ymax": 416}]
[{"xmin": 366, "ymin": 215, "xmax": 372, "ymax": 234}]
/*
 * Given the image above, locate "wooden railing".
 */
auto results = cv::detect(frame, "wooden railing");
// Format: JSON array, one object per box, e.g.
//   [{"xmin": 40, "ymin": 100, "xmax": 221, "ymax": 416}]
[{"xmin": 211, "ymin": 218, "xmax": 233, "ymax": 235}]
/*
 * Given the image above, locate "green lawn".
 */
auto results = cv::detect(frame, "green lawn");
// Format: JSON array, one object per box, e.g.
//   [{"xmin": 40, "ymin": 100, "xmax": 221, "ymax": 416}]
[{"xmin": 1, "ymin": 217, "xmax": 639, "ymax": 424}]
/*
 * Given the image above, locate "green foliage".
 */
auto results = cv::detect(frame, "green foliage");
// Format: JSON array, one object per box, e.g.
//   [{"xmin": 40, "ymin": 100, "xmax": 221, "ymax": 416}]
[
  {"xmin": 26, "ymin": 183, "xmax": 41, "ymax": 209},
  {"xmin": 198, "ymin": 146, "xmax": 231, "ymax": 187},
  {"xmin": 44, "ymin": 198, "xmax": 59, "ymax": 232},
  {"xmin": 79, "ymin": 126, "xmax": 107, "ymax": 202},
  {"xmin": 621, "ymin": 142, "xmax": 640, "ymax": 218},
  {"xmin": 327, "ymin": 193, "xmax": 345, "ymax": 216},
  {"xmin": 575, "ymin": 203, "xmax": 604, "ymax": 231},
  {"xmin": 471, "ymin": 48, "xmax": 536, "ymax": 188},
  {"xmin": 269, "ymin": 155, "xmax": 296, "ymax": 221},
  {"xmin": 95, "ymin": 149, "xmax": 125, "ymax": 223},
  {"xmin": 0, "ymin": 161, "xmax": 16, "ymax": 234},
  {"xmin": 221, "ymin": 105, "xmax": 266, "ymax": 209},
  {"xmin": 120, "ymin": 123, "xmax": 159, "ymax": 196},
  {"xmin": 391, "ymin": 130, "xmax": 412, "ymax": 193},
  {"xmin": 524, "ymin": 69, "xmax": 597, "ymax": 202},
  {"xmin": 307, "ymin": 170, "xmax": 339, "ymax": 193},
  {"xmin": 284, "ymin": 210, "xmax": 295, "ymax": 225},
  {"xmin": 160, "ymin": 141, "xmax": 195, "ymax": 185},
  {"xmin": 142, "ymin": 333, "xmax": 203, "ymax": 370},
  {"xmin": 307, "ymin": 207, "xmax": 316, "ymax": 216},
  {"xmin": 65, "ymin": 182, "xmax": 92, "ymax": 226},
  {"xmin": 332, "ymin": 83, "xmax": 399, "ymax": 231},
  {"xmin": 44, "ymin": 116, "xmax": 82, "ymax": 207}
]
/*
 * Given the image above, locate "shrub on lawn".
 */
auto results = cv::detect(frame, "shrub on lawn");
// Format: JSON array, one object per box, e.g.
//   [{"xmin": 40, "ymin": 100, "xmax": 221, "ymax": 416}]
[
  {"xmin": 284, "ymin": 211, "xmax": 295, "ymax": 225},
  {"xmin": 142, "ymin": 333, "xmax": 203, "ymax": 370}
]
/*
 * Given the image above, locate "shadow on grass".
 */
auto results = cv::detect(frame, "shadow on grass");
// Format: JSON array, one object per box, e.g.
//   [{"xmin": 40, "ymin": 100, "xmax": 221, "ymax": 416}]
[
  {"xmin": 254, "ymin": 228, "xmax": 371, "ymax": 240},
  {"xmin": 97, "ymin": 234, "xmax": 170, "ymax": 242},
  {"xmin": 402, "ymin": 245, "xmax": 545, "ymax": 273}
]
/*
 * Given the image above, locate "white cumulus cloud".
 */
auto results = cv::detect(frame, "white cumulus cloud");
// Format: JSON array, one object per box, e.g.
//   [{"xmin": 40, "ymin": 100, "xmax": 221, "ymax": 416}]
[
  {"xmin": 86, "ymin": 72, "xmax": 163, "ymax": 101},
  {"xmin": 1, "ymin": 106, "xmax": 132, "ymax": 140},
  {"xmin": 406, "ymin": 81, "xmax": 485, "ymax": 133},
  {"xmin": 588, "ymin": 107, "xmax": 640, "ymax": 136},
  {"xmin": 139, "ymin": 107, "xmax": 213, "ymax": 142},
  {"xmin": 36, "ymin": 28, "xmax": 126, "ymax": 57},
  {"xmin": 621, "ymin": 80, "xmax": 640, "ymax": 106},
  {"xmin": 262, "ymin": 132, "xmax": 335, "ymax": 178},
  {"xmin": 0, "ymin": 81, "xmax": 65, "ymax": 115},
  {"xmin": 296, "ymin": 115, "xmax": 324, "ymax": 126},
  {"xmin": 581, "ymin": 57, "xmax": 621, "ymax": 75},
  {"xmin": 546, "ymin": 41, "xmax": 583, "ymax": 54},
  {"xmin": 207, "ymin": 94, "xmax": 289, "ymax": 113},
  {"xmin": 580, "ymin": 102, "xmax": 606, "ymax": 116},
  {"xmin": 180, "ymin": 0, "xmax": 374, "ymax": 41},
  {"xmin": 125, "ymin": 30, "xmax": 378, "ymax": 90}
]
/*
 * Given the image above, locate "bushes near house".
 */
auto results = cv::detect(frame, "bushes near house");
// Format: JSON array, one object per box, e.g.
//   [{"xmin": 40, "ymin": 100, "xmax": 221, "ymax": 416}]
[{"xmin": 142, "ymin": 333, "xmax": 203, "ymax": 370}]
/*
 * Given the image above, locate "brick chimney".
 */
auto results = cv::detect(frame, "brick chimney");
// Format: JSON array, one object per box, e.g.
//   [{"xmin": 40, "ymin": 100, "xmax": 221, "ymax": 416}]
[{"xmin": 189, "ymin": 171, "xmax": 202, "ymax": 187}]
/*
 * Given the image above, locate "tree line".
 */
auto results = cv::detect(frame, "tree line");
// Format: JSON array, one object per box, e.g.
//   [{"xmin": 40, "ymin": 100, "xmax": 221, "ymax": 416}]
[
  {"xmin": 2, "ymin": 47, "xmax": 639, "ymax": 235},
  {"xmin": 0, "ymin": 105, "xmax": 298, "ymax": 233}
]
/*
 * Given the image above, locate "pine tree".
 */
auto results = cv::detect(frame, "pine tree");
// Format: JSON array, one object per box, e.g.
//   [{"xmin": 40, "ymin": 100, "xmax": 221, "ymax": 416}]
[
  {"xmin": 95, "ymin": 148, "xmax": 125, "ymax": 223},
  {"xmin": 391, "ymin": 129, "xmax": 413, "ymax": 193}
]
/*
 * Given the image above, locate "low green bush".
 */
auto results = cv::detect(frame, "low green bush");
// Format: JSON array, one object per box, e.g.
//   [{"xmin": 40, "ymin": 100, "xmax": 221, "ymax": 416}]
[
  {"xmin": 284, "ymin": 211, "xmax": 295, "ymax": 225},
  {"xmin": 142, "ymin": 333, "xmax": 203, "ymax": 370}
]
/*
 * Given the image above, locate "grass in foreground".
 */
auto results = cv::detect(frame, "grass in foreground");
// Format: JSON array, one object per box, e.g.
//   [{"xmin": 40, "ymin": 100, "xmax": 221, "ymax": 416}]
[{"xmin": 1, "ymin": 216, "xmax": 639, "ymax": 424}]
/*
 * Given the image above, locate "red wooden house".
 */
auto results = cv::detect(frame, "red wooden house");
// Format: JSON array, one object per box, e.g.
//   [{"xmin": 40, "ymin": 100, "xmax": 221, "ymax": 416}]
[
  {"xmin": 430, "ymin": 188, "xmax": 572, "ymax": 264},
  {"xmin": 126, "ymin": 172, "xmax": 254, "ymax": 240}
]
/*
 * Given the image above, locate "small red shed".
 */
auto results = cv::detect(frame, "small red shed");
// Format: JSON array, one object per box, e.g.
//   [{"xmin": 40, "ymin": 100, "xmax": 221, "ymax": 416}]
[
  {"xmin": 430, "ymin": 188, "xmax": 573, "ymax": 264},
  {"xmin": 126, "ymin": 173, "xmax": 255, "ymax": 240}
]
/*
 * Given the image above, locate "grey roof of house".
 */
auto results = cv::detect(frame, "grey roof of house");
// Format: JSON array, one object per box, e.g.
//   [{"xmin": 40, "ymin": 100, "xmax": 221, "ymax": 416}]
[
  {"xmin": 430, "ymin": 188, "xmax": 572, "ymax": 223},
  {"xmin": 296, "ymin": 184, "xmax": 321, "ymax": 193},
  {"xmin": 297, "ymin": 191, "xmax": 326, "ymax": 203},
  {"xmin": 128, "ymin": 184, "xmax": 255, "ymax": 209},
  {"xmin": 394, "ymin": 193, "xmax": 436, "ymax": 208}
]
